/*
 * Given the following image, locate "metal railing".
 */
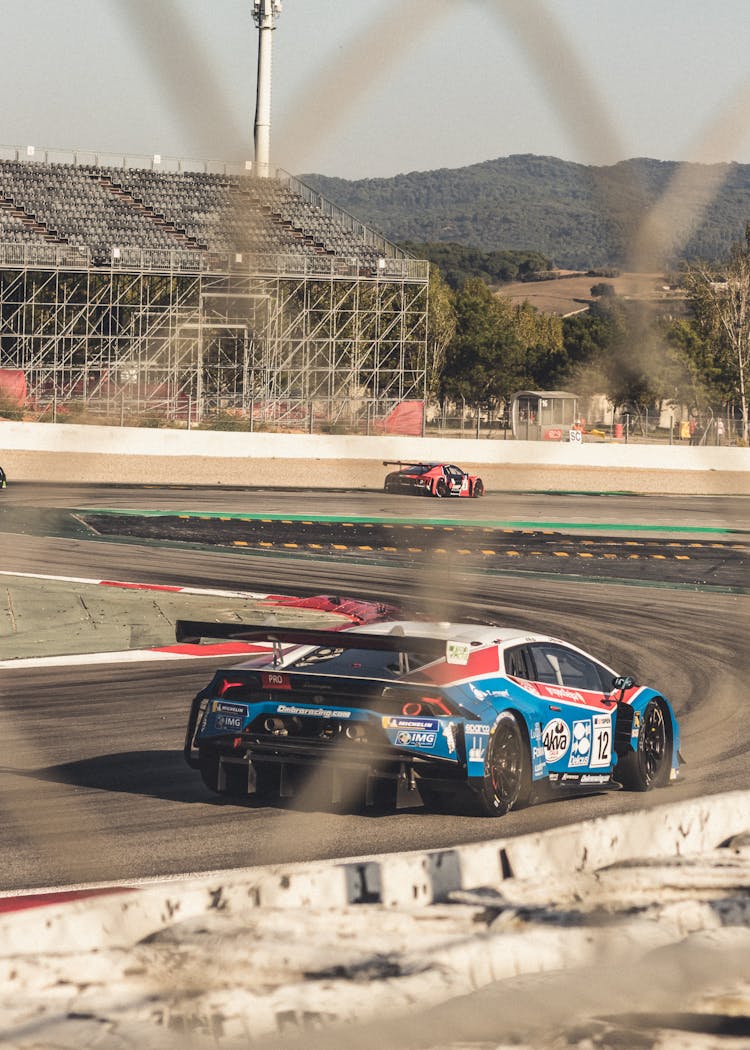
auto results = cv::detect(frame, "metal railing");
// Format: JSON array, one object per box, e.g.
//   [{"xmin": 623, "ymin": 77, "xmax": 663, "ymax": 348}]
[{"xmin": 0, "ymin": 241, "xmax": 428, "ymax": 280}]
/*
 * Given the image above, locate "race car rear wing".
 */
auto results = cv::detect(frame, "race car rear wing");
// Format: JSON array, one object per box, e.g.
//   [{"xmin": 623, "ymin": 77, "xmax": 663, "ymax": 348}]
[
  {"xmin": 382, "ymin": 460, "xmax": 430, "ymax": 469},
  {"xmin": 176, "ymin": 619, "xmax": 466, "ymax": 660}
]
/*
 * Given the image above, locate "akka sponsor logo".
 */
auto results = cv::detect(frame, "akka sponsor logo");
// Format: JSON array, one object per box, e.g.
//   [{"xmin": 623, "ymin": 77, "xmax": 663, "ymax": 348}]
[
  {"xmin": 395, "ymin": 730, "xmax": 437, "ymax": 748},
  {"xmin": 542, "ymin": 718, "xmax": 570, "ymax": 762}
]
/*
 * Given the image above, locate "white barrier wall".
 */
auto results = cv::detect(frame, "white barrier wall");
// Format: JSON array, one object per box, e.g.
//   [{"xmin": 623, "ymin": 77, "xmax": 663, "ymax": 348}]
[{"xmin": 1, "ymin": 420, "xmax": 748, "ymax": 492}]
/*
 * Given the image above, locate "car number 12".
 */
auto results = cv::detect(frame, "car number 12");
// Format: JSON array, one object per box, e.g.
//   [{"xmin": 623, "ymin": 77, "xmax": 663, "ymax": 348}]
[{"xmin": 590, "ymin": 714, "xmax": 612, "ymax": 768}]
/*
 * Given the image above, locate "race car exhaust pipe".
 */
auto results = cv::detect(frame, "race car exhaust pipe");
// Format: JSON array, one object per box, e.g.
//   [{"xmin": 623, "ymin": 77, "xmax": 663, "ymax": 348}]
[
  {"xmin": 264, "ymin": 717, "xmax": 288, "ymax": 736},
  {"xmin": 345, "ymin": 725, "xmax": 367, "ymax": 742}
]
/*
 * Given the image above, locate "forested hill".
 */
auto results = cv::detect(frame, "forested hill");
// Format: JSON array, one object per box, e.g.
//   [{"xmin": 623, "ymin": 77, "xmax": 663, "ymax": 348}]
[{"xmin": 301, "ymin": 155, "xmax": 750, "ymax": 269}]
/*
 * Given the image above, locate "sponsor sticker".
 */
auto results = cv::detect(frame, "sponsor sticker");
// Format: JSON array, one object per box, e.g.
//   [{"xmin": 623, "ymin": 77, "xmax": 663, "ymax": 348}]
[
  {"xmin": 395, "ymin": 730, "xmax": 437, "ymax": 748},
  {"xmin": 212, "ymin": 701, "xmax": 247, "ymax": 715},
  {"xmin": 382, "ymin": 716, "xmax": 439, "ymax": 732},
  {"xmin": 276, "ymin": 704, "xmax": 351, "ymax": 719},
  {"xmin": 580, "ymin": 773, "xmax": 610, "ymax": 785},
  {"xmin": 544, "ymin": 684, "xmax": 585, "ymax": 703},
  {"xmin": 468, "ymin": 736, "xmax": 487, "ymax": 763},
  {"xmin": 591, "ymin": 713, "xmax": 612, "ymax": 767},
  {"xmin": 469, "ymin": 723, "xmax": 491, "ymax": 735},
  {"xmin": 215, "ymin": 714, "xmax": 244, "ymax": 731},
  {"xmin": 542, "ymin": 718, "xmax": 571, "ymax": 762},
  {"xmin": 261, "ymin": 671, "xmax": 292, "ymax": 690},
  {"xmin": 569, "ymin": 719, "xmax": 592, "ymax": 767},
  {"xmin": 446, "ymin": 641, "xmax": 471, "ymax": 665},
  {"xmin": 443, "ymin": 723, "xmax": 458, "ymax": 754}
]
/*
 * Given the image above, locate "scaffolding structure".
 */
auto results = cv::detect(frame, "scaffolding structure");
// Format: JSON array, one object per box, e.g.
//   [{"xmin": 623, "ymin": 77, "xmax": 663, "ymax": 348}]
[{"xmin": 0, "ymin": 247, "xmax": 429, "ymax": 427}]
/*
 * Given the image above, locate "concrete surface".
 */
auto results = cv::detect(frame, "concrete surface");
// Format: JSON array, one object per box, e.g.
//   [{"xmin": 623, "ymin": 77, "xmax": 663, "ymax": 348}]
[{"xmin": 1, "ymin": 420, "xmax": 748, "ymax": 494}]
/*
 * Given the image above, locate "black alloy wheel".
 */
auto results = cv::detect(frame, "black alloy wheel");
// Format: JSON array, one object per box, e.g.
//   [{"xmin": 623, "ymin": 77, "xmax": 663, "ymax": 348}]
[
  {"xmin": 616, "ymin": 699, "xmax": 670, "ymax": 790},
  {"xmin": 472, "ymin": 712, "xmax": 531, "ymax": 816},
  {"xmin": 435, "ymin": 478, "xmax": 448, "ymax": 498}
]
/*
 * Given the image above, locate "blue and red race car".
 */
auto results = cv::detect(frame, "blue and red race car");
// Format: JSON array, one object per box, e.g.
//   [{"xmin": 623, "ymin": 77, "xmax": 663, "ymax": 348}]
[
  {"xmin": 182, "ymin": 618, "xmax": 682, "ymax": 816},
  {"xmin": 383, "ymin": 461, "xmax": 484, "ymax": 498}
]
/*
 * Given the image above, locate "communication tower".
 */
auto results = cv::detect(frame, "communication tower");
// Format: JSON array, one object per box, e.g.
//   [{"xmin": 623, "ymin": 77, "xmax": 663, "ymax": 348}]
[{"xmin": 252, "ymin": 0, "xmax": 282, "ymax": 177}]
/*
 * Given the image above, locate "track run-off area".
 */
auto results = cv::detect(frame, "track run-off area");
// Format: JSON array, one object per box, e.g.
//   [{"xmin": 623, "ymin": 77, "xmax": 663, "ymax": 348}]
[{"xmin": 0, "ymin": 482, "xmax": 747, "ymax": 891}]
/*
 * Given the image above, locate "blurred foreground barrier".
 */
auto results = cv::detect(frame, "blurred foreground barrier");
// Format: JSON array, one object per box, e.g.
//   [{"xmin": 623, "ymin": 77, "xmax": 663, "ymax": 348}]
[
  {"xmin": 1, "ymin": 789, "xmax": 747, "ymax": 953},
  {"xmin": 1, "ymin": 790, "xmax": 748, "ymax": 1048}
]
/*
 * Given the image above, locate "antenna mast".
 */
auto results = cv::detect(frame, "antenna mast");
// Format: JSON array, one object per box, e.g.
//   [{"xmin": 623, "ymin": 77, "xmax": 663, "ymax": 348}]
[{"xmin": 252, "ymin": 0, "xmax": 282, "ymax": 178}]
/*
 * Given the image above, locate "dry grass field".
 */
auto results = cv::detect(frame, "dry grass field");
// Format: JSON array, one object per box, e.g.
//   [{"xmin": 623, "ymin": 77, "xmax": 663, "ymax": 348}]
[{"xmin": 500, "ymin": 271, "xmax": 686, "ymax": 316}]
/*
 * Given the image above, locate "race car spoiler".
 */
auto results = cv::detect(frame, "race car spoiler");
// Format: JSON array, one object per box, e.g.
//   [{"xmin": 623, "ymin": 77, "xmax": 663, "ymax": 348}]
[
  {"xmin": 175, "ymin": 620, "xmax": 478, "ymax": 664},
  {"xmin": 382, "ymin": 460, "xmax": 430, "ymax": 469}
]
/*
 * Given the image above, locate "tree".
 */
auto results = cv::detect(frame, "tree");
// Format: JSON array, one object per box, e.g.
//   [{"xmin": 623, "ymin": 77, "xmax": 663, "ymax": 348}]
[
  {"xmin": 684, "ymin": 223, "xmax": 750, "ymax": 442},
  {"xmin": 439, "ymin": 279, "xmax": 524, "ymax": 408},
  {"xmin": 590, "ymin": 282, "xmax": 616, "ymax": 298},
  {"xmin": 560, "ymin": 297, "xmax": 681, "ymax": 414},
  {"xmin": 425, "ymin": 265, "xmax": 456, "ymax": 399}
]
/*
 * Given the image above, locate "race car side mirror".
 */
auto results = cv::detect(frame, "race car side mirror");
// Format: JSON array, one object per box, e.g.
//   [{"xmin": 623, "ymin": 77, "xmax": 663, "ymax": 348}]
[{"xmin": 612, "ymin": 674, "xmax": 636, "ymax": 701}]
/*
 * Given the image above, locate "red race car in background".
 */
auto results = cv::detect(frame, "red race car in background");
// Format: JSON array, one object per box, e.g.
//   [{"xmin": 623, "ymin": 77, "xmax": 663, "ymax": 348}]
[{"xmin": 383, "ymin": 461, "xmax": 484, "ymax": 498}]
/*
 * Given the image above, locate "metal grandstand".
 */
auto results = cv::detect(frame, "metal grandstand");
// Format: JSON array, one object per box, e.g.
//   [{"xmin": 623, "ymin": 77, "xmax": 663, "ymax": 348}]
[{"xmin": 0, "ymin": 146, "xmax": 429, "ymax": 429}]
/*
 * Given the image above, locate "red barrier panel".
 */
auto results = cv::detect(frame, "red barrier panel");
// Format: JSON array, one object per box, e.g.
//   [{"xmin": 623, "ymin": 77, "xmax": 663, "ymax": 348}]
[{"xmin": 0, "ymin": 369, "xmax": 26, "ymax": 407}]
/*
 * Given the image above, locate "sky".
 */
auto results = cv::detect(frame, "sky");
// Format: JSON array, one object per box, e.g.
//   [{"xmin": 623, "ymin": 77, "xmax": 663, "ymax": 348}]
[{"xmin": 1, "ymin": 0, "xmax": 750, "ymax": 181}]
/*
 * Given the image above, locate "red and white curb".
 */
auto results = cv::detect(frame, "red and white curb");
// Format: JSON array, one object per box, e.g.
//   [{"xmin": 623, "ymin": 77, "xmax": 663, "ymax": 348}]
[
  {"xmin": 0, "ymin": 571, "xmax": 396, "ymax": 668},
  {"xmin": 0, "ymin": 569, "xmax": 277, "ymax": 601}
]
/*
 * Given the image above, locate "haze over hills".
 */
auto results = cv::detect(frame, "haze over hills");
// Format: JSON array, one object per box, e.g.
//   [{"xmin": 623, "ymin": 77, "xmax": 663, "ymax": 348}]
[{"xmin": 302, "ymin": 155, "xmax": 750, "ymax": 270}]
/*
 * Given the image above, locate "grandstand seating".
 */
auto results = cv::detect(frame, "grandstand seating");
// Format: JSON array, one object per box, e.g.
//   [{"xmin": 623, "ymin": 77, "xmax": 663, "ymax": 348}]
[{"xmin": 0, "ymin": 160, "xmax": 386, "ymax": 265}]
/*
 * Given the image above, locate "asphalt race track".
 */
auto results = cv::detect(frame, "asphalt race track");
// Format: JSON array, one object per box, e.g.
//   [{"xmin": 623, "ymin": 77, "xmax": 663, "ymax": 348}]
[{"xmin": 0, "ymin": 483, "xmax": 748, "ymax": 891}]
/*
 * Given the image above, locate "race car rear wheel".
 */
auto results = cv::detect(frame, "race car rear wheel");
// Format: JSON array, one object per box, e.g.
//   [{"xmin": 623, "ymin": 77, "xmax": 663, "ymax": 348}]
[
  {"xmin": 472, "ymin": 712, "xmax": 531, "ymax": 816},
  {"xmin": 435, "ymin": 478, "xmax": 448, "ymax": 498},
  {"xmin": 472, "ymin": 479, "xmax": 484, "ymax": 498},
  {"xmin": 616, "ymin": 698, "xmax": 671, "ymax": 790}
]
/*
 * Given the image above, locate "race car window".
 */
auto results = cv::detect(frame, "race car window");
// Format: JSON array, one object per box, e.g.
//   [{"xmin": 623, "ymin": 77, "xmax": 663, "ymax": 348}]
[
  {"xmin": 504, "ymin": 644, "xmax": 534, "ymax": 680},
  {"xmin": 529, "ymin": 644, "xmax": 607, "ymax": 692},
  {"xmin": 290, "ymin": 646, "xmax": 432, "ymax": 679},
  {"xmin": 528, "ymin": 646, "xmax": 562, "ymax": 684}
]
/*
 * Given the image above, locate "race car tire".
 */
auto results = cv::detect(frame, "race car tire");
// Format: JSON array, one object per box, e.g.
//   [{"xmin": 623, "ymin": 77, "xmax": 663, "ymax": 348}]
[
  {"xmin": 435, "ymin": 478, "xmax": 449, "ymax": 498},
  {"xmin": 616, "ymin": 698, "xmax": 671, "ymax": 791},
  {"xmin": 384, "ymin": 477, "xmax": 397, "ymax": 494},
  {"xmin": 198, "ymin": 750, "xmax": 248, "ymax": 798},
  {"xmin": 471, "ymin": 712, "xmax": 531, "ymax": 816},
  {"xmin": 472, "ymin": 479, "xmax": 484, "ymax": 498}
]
